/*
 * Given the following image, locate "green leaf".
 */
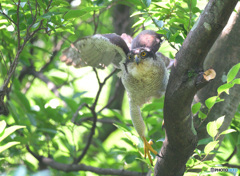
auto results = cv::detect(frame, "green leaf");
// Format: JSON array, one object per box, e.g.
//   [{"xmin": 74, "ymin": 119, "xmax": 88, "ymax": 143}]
[
  {"xmin": 232, "ymin": 78, "xmax": 240, "ymax": 84},
  {"xmin": 206, "ymin": 121, "xmax": 218, "ymax": 138},
  {"xmin": 153, "ymin": 19, "xmax": 164, "ymax": 28},
  {"xmin": 142, "ymin": 102, "xmax": 163, "ymax": 111},
  {"xmin": 64, "ymin": 7, "xmax": 105, "ymax": 20},
  {"xmin": 198, "ymin": 110, "xmax": 207, "ymax": 119},
  {"xmin": 0, "ymin": 121, "xmax": 6, "ymax": 135},
  {"xmin": 52, "ymin": 0, "xmax": 70, "ymax": 6},
  {"xmin": 20, "ymin": 2, "xmax": 27, "ymax": 8},
  {"xmin": 0, "ymin": 141, "xmax": 20, "ymax": 153},
  {"xmin": 206, "ymin": 116, "xmax": 224, "ymax": 138},
  {"xmin": 192, "ymin": 102, "xmax": 201, "ymax": 114},
  {"xmin": 205, "ymin": 96, "xmax": 217, "ymax": 109},
  {"xmin": 227, "ymin": 63, "xmax": 240, "ymax": 83},
  {"xmin": 219, "ymin": 129, "xmax": 236, "ymax": 136},
  {"xmin": 0, "ymin": 125, "xmax": 25, "ymax": 142},
  {"xmin": 216, "ymin": 116, "xmax": 225, "ymax": 129},
  {"xmin": 142, "ymin": 0, "xmax": 151, "ymax": 7},
  {"xmin": 108, "ymin": 109, "xmax": 124, "ymax": 121},
  {"xmin": 132, "ymin": 17, "xmax": 146, "ymax": 28},
  {"xmin": 124, "ymin": 153, "xmax": 137, "ymax": 164},
  {"xmin": 14, "ymin": 91, "xmax": 31, "ymax": 111},
  {"xmin": 197, "ymin": 137, "xmax": 212, "ymax": 145},
  {"xmin": 217, "ymin": 83, "xmax": 234, "ymax": 95},
  {"xmin": 114, "ymin": 122, "xmax": 132, "ymax": 132},
  {"xmin": 204, "ymin": 141, "xmax": 219, "ymax": 155}
]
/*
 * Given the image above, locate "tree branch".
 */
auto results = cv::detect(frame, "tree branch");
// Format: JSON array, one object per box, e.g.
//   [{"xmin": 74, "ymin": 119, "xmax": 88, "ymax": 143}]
[
  {"xmin": 154, "ymin": 1, "xmax": 239, "ymax": 175},
  {"xmin": 0, "ymin": 0, "xmax": 53, "ymax": 115},
  {"xmin": 26, "ymin": 145, "xmax": 145, "ymax": 175},
  {"xmin": 73, "ymin": 69, "xmax": 118, "ymax": 164},
  {"xmin": 41, "ymin": 157, "xmax": 145, "ymax": 176}
]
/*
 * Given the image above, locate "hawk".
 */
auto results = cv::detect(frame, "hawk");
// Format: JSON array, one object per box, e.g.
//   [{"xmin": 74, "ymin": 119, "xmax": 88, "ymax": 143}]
[{"xmin": 61, "ymin": 30, "xmax": 169, "ymax": 165}]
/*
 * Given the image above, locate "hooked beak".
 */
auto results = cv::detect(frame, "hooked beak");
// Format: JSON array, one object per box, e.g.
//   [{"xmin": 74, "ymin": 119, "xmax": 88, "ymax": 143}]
[{"xmin": 134, "ymin": 55, "xmax": 140, "ymax": 65}]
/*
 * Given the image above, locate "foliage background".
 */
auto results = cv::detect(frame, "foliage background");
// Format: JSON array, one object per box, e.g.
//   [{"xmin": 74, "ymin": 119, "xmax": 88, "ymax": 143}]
[{"xmin": 0, "ymin": 0, "xmax": 239, "ymax": 175}]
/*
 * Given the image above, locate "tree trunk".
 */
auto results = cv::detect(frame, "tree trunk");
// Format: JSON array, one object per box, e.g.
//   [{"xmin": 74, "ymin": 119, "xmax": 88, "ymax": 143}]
[{"xmin": 154, "ymin": 1, "xmax": 239, "ymax": 175}]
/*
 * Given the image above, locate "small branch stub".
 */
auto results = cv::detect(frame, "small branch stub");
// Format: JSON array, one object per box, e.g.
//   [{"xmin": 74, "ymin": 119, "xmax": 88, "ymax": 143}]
[
  {"xmin": 196, "ymin": 68, "xmax": 216, "ymax": 88},
  {"xmin": 203, "ymin": 68, "xmax": 216, "ymax": 81}
]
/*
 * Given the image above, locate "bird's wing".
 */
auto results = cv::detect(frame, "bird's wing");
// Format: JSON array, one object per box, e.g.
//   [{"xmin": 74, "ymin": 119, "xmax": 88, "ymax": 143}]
[{"xmin": 61, "ymin": 33, "xmax": 129, "ymax": 69}]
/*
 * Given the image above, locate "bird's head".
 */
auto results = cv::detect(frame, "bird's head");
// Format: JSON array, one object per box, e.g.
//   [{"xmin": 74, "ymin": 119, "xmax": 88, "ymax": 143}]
[
  {"xmin": 123, "ymin": 30, "xmax": 163, "ymax": 73},
  {"xmin": 123, "ymin": 47, "xmax": 156, "ymax": 74},
  {"xmin": 126, "ymin": 48, "xmax": 156, "ymax": 65}
]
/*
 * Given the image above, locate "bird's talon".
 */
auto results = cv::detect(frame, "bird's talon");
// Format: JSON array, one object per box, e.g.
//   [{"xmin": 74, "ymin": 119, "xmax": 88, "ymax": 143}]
[{"xmin": 142, "ymin": 136, "xmax": 159, "ymax": 166}]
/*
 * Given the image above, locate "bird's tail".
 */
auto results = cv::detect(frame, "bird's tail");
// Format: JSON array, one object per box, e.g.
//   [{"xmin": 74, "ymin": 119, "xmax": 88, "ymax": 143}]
[{"xmin": 129, "ymin": 101, "xmax": 146, "ymax": 138}]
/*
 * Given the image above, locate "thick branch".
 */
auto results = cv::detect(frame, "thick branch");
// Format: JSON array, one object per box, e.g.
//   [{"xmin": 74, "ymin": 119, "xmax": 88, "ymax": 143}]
[
  {"xmin": 155, "ymin": 1, "xmax": 239, "ymax": 176},
  {"xmin": 27, "ymin": 146, "xmax": 145, "ymax": 176},
  {"xmin": 194, "ymin": 2, "xmax": 240, "ymax": 157},
  {"xmin": 42, "ymin": 157, "xmax": 145, "ymax": 176}
]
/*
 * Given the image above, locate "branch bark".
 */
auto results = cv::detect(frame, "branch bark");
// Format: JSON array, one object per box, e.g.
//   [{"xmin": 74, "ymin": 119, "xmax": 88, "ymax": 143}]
[
  {"xmin": 41, "ymin": 157, "xmax": 145, "ymax": 176},
  {"xmin": 154, "ymin": 1, "xmax": 239, "ymax": 175}
]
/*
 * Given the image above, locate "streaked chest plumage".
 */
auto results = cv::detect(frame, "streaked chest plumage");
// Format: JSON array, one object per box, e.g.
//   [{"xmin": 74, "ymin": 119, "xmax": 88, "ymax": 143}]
[{"xmin": 121, "ymin": 56, "xmax": 168, "ymax": 105}]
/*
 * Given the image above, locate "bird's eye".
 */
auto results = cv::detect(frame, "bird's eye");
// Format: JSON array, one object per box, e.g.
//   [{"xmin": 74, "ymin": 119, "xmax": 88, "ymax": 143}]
[{"xmin": 141, "ymin": 51, "xmax": 147, "ymax": 57}]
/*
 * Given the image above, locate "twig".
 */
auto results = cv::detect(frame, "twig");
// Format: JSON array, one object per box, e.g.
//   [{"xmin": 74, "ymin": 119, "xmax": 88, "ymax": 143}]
[
  {"xmin": 98, "ymin": 78, "xmax": 121, "ymax": 113},
  {"xmin": 73, "ymin": 116, "xmax": 121, "ymax": 125},
  {"xmin": 73, "ymin": 104, "xmax": 96, "ymax": 164},
  {"xmin": 92, "ymin": 69, "xmax": 118, "ymax": 109},
  {"xmin": 0, "ymin": 0, "xmax": 55, "ymax": 115},
  {"xmin": 16, "ymin": 0, "xmax": 21, "ymax": 49},
  {"xmin": 71, "ymin": 103, "xmax": 87, "ymax": 123},
  {"xmin": 0, "ymin": 4, "xmax": 17, "ymax": 25},
  {"xmin": 225, "ymin": 146, "xmax": 237, "ymax": 162},
  {"xmin": 26, "ymin": 145, "xmax": 42, "ymax": 161},
  {"xmin": 73, "ymin": 69, "xmax": 118, "ymax": 164},
  {"xmin": 93, "ymin": 10, "xmax": 100, "ymax": 34}
]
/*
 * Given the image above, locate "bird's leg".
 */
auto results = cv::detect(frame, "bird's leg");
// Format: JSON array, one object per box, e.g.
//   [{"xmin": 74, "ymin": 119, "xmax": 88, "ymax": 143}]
[{"xmin": 141, "ymin": 136, "xmax": 159, "ymax": 166}]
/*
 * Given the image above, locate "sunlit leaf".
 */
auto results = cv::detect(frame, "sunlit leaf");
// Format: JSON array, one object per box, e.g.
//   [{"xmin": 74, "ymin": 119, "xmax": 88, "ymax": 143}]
[
  {"xmin": 142, "ymin": 0, "xmax": 151, "ymax": 7},
  {"xmin": 205, "ymin": 96, "xmax": 217, "ymax": 109},
  {"xmin": 216, "ymin": 116, "xmax": 225, "ymax": 129},
  {"xmin": 64, "ymin": 7, "xmax": 105, "ymax": 20},
  {"xmin": 232, "ymin": 78, "xmax": 240, "ymax": 84},
  {"xmin": 204, "ymin": 141, "xmax": 219, "ymax": 155},
  {"xmin": 132, "ymin": 17, "xmax": 146, "ymax": 28},
  {"xmin": 227, "ymin": 63, "xmax": 240, "ymax": 83},
  {"xmin": 219, "ymin": 129, "xmax": 236, "ymax": 136},
  {"xmin": 206, "ymin": 121, "xmax": 218, "ymax": 138},
  {"xmin": 0, "ymin": 121, "xmax": 6, "ymax": 135},
  {"xmin": 0, "ymin": 125, "xmax": 25, "ymax": 142},
  {"xmin": 217, "ymin": 83, "xmax": 234, "ymax": 95},
  {"xmin": 0, "ymin": 141, "xmax": 20, "ymax": 153}
]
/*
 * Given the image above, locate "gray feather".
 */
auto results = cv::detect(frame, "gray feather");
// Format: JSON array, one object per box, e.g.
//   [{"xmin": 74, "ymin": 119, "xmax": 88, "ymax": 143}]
[{"xmin": 61, "ymin": 34, "xmax": 129, "ymax": 68}]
